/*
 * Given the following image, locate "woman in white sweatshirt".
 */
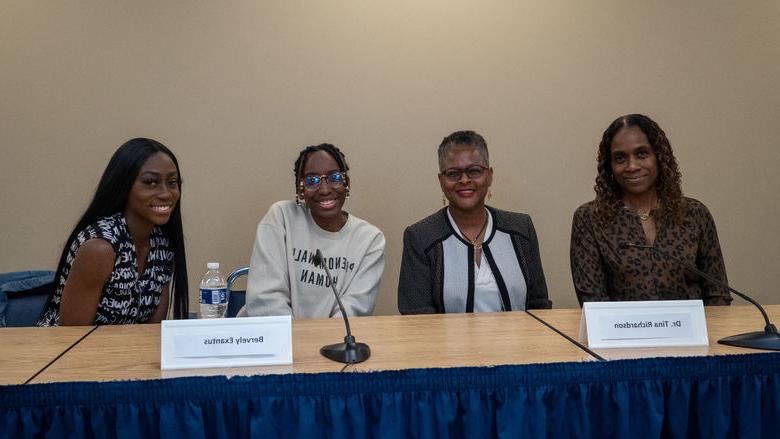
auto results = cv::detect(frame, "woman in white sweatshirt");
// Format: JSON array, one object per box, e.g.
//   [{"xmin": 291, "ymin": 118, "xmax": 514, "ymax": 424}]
[{"xmin": 241, "ymin": 143, "xmax": 386, "ymax": 319}]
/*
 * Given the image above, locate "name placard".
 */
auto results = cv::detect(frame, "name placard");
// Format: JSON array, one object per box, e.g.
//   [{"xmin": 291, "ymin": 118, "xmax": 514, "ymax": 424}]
[
  {"xmin": 578, "ymin": 300, "xmax": 708, "ymax": 349},
  {"xmin": 161, "ymin": 316, "xmax": 292, "ymax": 370}
]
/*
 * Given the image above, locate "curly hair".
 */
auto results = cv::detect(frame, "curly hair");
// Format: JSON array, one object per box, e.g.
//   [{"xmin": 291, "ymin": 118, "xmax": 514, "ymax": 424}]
[
  {"xmin": 293, "ymin": 143, "xmax": 350, "ymax": 201},
  {"xmin": 594, "ymin": 114, "xmax": 683, "ymax": 222}
]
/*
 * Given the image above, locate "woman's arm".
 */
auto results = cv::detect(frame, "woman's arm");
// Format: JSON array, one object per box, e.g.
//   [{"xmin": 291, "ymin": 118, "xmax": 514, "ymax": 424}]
[
  {"xmin": 148, "ymin": 284, "xmax": 171, "ymax": 323},
  {"xmin": 397, "ymin": 227, "xmax": 437, "ymax": 314},
  {"xmin": 570, "ymin": 206, "xmax": 610, "ymax": 306},
  {"xmin": 336, "ymin": 232, "xmax": 386, "ymax": 317},
  {"xmin": 58, "ymin": 239, "xmax": 115, "ymax": 325},
  {"xmin": 244, "ymin": 222, "xmax": 293, "ymax": 316},
  {"xmin": 695, "ymin": 204, "xmax": 732, "ymax": 305},
  {"xmin": 523, "ymin": 217, "xmax": 552, "ymax": 309}
]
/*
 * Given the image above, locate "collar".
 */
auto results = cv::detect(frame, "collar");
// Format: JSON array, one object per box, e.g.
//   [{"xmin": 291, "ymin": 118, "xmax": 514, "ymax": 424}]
[{"xmin": 446, "ymin": 207, "xmax": 494, "ymax": 246}]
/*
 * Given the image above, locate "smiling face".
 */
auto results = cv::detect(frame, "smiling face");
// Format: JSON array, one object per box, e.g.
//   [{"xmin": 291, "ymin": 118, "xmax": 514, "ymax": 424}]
[
  {"xmin": 438, "ymin": 144, "xmax": 493, "ymax": 214},
  {"xmin": 300, "ymin": 150, "xmax": 348, "ymax": 231},
  {"xmin": 124, "ymin": 152, "xmax": 180, "ymax": 228},
  {"xmin": 610, "ymin": 125, "xmax": 659, "ymax": 201}
]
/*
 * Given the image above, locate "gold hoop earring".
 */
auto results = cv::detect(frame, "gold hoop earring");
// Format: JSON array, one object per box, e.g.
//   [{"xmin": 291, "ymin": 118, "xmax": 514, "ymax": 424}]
[
  {"xmin": 296, "ymin": 181, "xmax": 305, "ymax": 206},
  {"xmin": 442, "ymin": 194, "xmax": 447, "ymax": 206},
  {"xmin": 488, "ymin": 189, "xmax": 492, "ymax": 201}
]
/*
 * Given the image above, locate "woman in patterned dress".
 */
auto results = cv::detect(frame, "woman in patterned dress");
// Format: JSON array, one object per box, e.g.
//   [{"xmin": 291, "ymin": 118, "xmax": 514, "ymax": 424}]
[
  {"xmin": 38, "ymin": 138, "xmax": 188, "ymax": 326},
  {"xmin": 570, "ymin": 114, "xmax": 732, "ymax": 306}
]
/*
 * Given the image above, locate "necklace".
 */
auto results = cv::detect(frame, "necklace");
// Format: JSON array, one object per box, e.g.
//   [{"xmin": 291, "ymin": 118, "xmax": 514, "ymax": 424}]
[
  {"xmin": 461, "ymin": 211, "xmax": 489, "ymax": 251},
  {"xmin": 623, "ymin": 202, "xmax": 658, "ymax": 222}
]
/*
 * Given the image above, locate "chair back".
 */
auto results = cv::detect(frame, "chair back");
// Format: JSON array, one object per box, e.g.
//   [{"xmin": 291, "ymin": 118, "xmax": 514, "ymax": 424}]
[
  {"xmin": 226, "ymin": 267, "xmax": 249, "ymax": 318},
  {"xmin": 0, "ymin": 271, "xmax": 55, "ymax": 327},
  {"xmin": 6, "ymin": 286, "xmax": 52, "ymax": 326}
]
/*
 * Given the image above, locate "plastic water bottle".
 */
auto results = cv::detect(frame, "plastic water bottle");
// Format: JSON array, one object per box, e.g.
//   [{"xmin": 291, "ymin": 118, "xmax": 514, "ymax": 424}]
[{"xmin": 199, "ymin": 262, "xmax": 228, "ymax": 319}]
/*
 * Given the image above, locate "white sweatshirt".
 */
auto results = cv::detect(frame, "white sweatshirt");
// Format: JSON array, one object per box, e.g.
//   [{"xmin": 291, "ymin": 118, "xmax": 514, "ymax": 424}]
[{"xmin": 240, "ymin": 200, "xmax": 385, "ymax": 319}]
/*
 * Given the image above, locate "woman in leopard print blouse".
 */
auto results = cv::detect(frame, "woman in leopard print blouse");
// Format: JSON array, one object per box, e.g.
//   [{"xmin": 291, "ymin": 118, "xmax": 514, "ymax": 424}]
[{"xmin": 570, "ymin": 114, "xmax": 731, "ymax": 306}]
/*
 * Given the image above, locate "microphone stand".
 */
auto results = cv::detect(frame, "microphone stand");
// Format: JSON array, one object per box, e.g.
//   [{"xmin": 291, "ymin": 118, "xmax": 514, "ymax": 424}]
[
  {"xmin": 619, "ymin": 242, "xmax": 780, "ymax": 351},
  {"xmin": 314, "ymin": 249, "xmax": 371, "ymax": 364}
]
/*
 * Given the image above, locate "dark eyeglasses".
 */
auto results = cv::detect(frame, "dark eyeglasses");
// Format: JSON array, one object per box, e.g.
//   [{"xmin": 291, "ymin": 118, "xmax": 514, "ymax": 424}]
[
  {"xmin": 440, "ymin": 165, "xmax": 488, "ymax": 182},
  {"xmin": 301, "ymin": 171, "xmax": 347, "ymax": 190}
]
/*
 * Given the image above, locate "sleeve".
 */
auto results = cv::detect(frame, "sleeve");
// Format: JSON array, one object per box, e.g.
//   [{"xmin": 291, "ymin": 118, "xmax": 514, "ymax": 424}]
[
  {"xmin": 243, "ymin": 219, "xmax": 293, "ymax": 317},
  {"xmin": 570, "ymin": 206, "xmax": 610, "ymax": 306},
  {"xmin": 336, "ymin": 231, "xmax": 386, "ymax": 317},
  {"xmin": 523, "ymin": 217, "xmax": 552, "ymax": 309},
  {"xmin": 695, "ymin": 204, "xmax": 732, "ymax": 305},
  {"xmin": 397, "ymin": 227, "xmax": 437, "ymax": 314}
]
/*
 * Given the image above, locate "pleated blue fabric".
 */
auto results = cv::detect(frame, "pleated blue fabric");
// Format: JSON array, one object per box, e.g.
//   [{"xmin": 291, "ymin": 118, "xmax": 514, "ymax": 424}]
[{"xmin": 2, "ymin": 353, "xmax": 779, "ymax": 438}]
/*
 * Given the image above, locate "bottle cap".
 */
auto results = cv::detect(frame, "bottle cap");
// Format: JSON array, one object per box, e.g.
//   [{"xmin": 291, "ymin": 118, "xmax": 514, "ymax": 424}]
[{"xmin": 207, "ymin": 262, "xmax": 220, "ymax": 270}]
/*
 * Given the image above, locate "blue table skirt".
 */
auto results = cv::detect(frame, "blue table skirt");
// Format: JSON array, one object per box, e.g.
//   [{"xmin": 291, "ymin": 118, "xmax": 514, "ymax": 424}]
[{"xmin": 2, "ymin": 353, "xmax": 779, "ymax": 438}]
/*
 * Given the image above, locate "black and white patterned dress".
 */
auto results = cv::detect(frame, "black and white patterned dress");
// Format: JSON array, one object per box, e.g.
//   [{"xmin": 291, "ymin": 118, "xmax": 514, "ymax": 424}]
[{"xmin": 37, "ymin": 213, "xmax": 174, "ymax": 326}]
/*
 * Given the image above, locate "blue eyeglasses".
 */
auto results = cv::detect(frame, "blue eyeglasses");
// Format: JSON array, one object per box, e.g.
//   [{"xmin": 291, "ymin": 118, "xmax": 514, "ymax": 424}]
[{"xmin": 301, "ymin": 171, "xmax": 347, "ymax": 190}]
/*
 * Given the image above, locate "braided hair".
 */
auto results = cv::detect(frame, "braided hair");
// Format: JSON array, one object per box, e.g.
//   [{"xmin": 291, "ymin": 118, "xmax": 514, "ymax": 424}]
[
  {"xmin": 594, "ymin": 114, "xmax": 683, "ymax": 223},
  {"xmin": 293, "ymin": 143, "xmax": 350, "ymax": 202}
]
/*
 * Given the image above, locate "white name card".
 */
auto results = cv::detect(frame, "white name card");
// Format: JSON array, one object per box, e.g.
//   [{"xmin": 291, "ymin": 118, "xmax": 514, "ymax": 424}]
[
  {"xmin": 579, "ymin": 300, "xmax": 708, "ymax": 349},
  {"xmin": 161, "ymin": 315, "xmax": 292, "ymax": 370}
]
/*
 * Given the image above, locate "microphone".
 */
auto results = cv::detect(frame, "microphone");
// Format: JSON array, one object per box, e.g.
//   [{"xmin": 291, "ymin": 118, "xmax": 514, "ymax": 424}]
[
  {"xmin": 619, "ymin": 242, "xmax": 780, "ymax": 351},
  {"xmin": 313, "ymin": 249, "xmax": 371, "ymax": 364}
]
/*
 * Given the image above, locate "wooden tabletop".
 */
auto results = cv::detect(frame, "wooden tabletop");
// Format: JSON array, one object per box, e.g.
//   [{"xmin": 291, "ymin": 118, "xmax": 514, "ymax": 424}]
[
  {"xmin": 30, "ymin": 311, "xmax": 593, "ymax": 383},
  {"xmin": 16, "ymin": 305, "xmax": 780, "ymax": 384},
  {"xmin": 529, "ymin": 304, "xmax": 780, "ymax": 360},
  {"xmin": 0, "ymin": 326, "xmax": 94, "ymax": 385}
]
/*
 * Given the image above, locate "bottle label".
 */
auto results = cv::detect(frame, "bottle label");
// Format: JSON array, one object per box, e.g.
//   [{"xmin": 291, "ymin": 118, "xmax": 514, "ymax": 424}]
[{"xmin": 200, "ymin": 288, "xmax": 228, "ymax": 305}]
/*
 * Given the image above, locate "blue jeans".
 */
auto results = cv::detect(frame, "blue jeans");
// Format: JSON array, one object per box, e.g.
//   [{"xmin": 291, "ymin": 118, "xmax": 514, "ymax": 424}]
[{"xmin": 0, "ymin": 270, "xmax": 55, "ymax": 327}]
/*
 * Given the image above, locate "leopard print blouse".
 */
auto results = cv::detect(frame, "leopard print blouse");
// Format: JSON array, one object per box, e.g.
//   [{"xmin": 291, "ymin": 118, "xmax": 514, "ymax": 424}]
[{"xmin": 570, "ymin": 197, "xmax": 731, "ymax": 306}]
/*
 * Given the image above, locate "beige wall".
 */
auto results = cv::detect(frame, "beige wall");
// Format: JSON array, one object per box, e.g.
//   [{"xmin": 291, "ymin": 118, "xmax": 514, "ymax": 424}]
[{"xmin": 2, "ymin": 1, "xmax": 779, "ymax": 313}]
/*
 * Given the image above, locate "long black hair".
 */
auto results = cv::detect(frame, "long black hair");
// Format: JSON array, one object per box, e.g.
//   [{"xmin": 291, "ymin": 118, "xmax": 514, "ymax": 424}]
[{"xmin": 52, "ymin": 138, "xmax": 189, "ymax": 319}]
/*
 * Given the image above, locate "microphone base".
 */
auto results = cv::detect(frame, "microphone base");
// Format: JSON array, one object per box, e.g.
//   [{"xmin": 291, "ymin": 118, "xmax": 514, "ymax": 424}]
[
  {"xmin": 718, "ymin": 325, "xmax": 780, "ymax": 351},
  {"xmin": 320, "ymin": 336, "xmax": 371, "ymax": 364}
]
